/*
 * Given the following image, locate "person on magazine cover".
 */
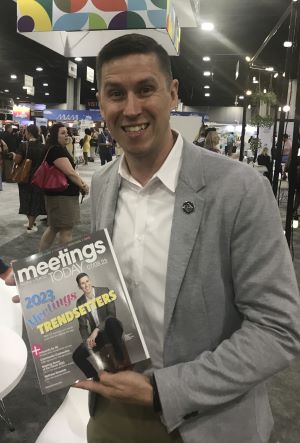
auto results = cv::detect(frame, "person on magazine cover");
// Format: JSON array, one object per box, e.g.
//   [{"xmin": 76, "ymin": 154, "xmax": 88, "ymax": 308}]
[
  {"xmin": 75, "ymin": 34, "xmax": 300, "ymax": 443},
  {"xmin": 72, "ymin": 273, "xmax": 130, "ymax": 377}
]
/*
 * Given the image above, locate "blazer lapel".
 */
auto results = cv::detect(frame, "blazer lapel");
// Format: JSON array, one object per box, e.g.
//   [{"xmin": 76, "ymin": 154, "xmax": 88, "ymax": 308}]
[
  {"xmin": 164, "ymin": 143, "xmax": 206, "ymax": 336},
  {"xmin": 95, "ymin": 162, "xmax": 121, "ymax": 237}
]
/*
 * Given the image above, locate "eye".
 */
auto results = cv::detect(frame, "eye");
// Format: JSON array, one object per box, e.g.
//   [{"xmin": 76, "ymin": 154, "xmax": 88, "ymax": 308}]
[
  {"xmin": 108, "ymin": 89, "xmax": 124, "ymax": 99},
  {"xmin": 140, "ymin": 85, "xmax": 154, "ymax": 96}
]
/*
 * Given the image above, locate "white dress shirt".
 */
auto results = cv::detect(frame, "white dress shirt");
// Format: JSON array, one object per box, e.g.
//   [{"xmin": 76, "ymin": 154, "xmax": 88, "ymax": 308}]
[
  {"xmin": 112, "ymin": 132, "xmax": 183, "ymax": 369},
  {"xmin": 85, "ymin": 288, "xmax": 100, "ymax": 329}
]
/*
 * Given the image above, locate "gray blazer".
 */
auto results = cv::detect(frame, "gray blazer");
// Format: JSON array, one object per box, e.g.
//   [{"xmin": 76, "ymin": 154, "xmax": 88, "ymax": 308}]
[{"xmin": 90, "ymin": 139, "xmax": 300, "ymax": 443}]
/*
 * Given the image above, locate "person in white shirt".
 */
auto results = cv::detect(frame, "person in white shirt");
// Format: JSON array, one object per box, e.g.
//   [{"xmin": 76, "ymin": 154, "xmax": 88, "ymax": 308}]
[{"xmin": 75, "ymin": 34, "xmax": 300, "ymax": 443}]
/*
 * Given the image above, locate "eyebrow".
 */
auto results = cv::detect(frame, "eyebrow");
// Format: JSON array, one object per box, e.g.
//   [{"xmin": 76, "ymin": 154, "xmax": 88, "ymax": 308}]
[{"xmin": 103, "ymin": 77, "xmax": 157, "ymax": 90}]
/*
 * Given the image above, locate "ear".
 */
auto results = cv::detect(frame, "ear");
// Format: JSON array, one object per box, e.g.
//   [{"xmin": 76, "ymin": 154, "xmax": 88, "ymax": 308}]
[{"xmin": 169, "ymin": 79, "xmax": 179, "ymax": 111}]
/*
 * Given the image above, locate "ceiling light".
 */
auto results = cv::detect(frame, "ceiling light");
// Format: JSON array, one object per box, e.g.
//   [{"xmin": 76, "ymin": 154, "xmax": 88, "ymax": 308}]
[
  {"xmin": 45, "ymin": 92, "xmax": 50, "ymax": 96},
  {"xmin": 36, "ymin": 67, "xmax": 43, "ymax": 71},
  {"xmin": 4, "ymin": 89, "xmax": 9, "ymax": 92},
  {"xmin": 202, "ymin": 56, "xmax": 211, "ymax": 62},
  {"xmin": 246, "ymin": 90, "xmax": 252, "ymax": 96},
  {"xmin": 248, "ymin": 104, "xmax": 251, "ymax": 109},
  {"xmin": 10, "ymin": 74, "xmax": 17, "ymax": 79},
  {"xmin": 74, "ymin": 57, "xmax": 82, "ymax": 62},
  {"xmin": 22, "ymin": 86, "xmax": 27, "ymax": 89},
  {"xmin": 279, "ymin": 107, "xmax": 282, "ymax": 111},
  {"xmin": 203, "ymin": 71, "xmax": 211, "ymax": 76},
  {"xmin": 204, "ymin": 85, "xmax": 210, "ymax": 89},
  {"xmin": 205, "ymin": 93, "xmax": 210, "ymax": 97},
  {"xmin": 274, "ymin": 73, "xmax": 279, "ymax": 78},
  {"xmin": 283, "ymin": 41, "xmax": 293, "ymax": 48},
  {"xmin": 245, "ymin": 56, "xmax": 251, "ymax": 62},
  {"xmin": 265, "ymin": 67, "xmax": 274, "ymax": 71},
  {"xmin": 263, "ymin": 89, "xmax": 267, "ymax": 93},
  {"xmin": 239, "ymin": 96, "xmax": 244, "ymax": 100},
  {"xmin": 282, "ymin": 72, "xmax": 286, "ymax": 77},
  {"xmin": 201, "ymin": 22, "xmax": 214, "ymax": 31},
  {"xmin": 16, "ymin": 97, "xmax": 20, "ymax": 99},
  {"xmin": 91, "ymin": 88, "xmax": 96, "ymax": 91},
  {"xmin": 283, "ymin": 105, "xmax": 290, "ymax": 112},
  {"xmin": 43, "ymin": 83, "xmax": 48, "ymax": 86}
]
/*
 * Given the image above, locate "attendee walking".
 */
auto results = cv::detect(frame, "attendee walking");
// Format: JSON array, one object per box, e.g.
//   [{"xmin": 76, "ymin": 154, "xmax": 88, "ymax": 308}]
[
  {"xmin": 14, "ymin": 124, "xmax": 46, "ymax": 233},
  {"xmin": 282, "ymin": 133, "xmax": 292, "ymax": 179},
  {"xmin": 98, "ymin": 128, "xmax": 113, "ymax": 165},
  {"xmin": 0, "ymin": 138, "xmax": 8, "ymax": 191},
  {"xmin": 204, "ymin": 130, "xmax": 221, "ymax": 153},
  {"xmin": 39, "ymin": 123, "xmax": 89, "ymax": 251},
  {"xmin": 257, "ymin": 147, "xmax": 272, "ymax": 182},
  {"xmin": 82, "ymin": 128, "xmax": 91, "ymax": 165}
]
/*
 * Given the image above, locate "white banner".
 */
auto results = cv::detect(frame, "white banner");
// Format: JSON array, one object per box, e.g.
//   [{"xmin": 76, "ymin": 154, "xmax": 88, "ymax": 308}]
[
  {"xmin": 68, "ymin": 61, "xmax": 77, "ymax": 79},
  {"xmin": 86, "ymin": 66, "xmax": 94, "ymax": 83},
  {"xmin": 24, "ymin": 74, "xmax": 33, "ymax": 87}
]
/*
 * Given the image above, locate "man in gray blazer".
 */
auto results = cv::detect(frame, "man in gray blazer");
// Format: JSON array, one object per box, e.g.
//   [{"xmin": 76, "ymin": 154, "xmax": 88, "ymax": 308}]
[{"xmin": 75, "ymin": 34, "xmax": 300, "ymax": 443}]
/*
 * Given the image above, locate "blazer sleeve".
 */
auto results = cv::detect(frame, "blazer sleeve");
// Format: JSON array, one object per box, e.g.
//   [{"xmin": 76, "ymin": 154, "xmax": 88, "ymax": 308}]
[{"xmin": 154, "ymin": 174, "xmax": 300, "ymax": 432}]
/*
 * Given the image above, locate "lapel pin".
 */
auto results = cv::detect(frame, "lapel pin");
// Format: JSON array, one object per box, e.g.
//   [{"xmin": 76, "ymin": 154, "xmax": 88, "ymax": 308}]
[{"xmin": 182, "ymin": 201, "xmax": 195, "ymax": 214}]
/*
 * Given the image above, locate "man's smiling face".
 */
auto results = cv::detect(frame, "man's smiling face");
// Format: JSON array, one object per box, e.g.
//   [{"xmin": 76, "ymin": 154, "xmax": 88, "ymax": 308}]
[{"xmin": 98, "ymin": 52, "xmax": 178, "ymax": 160}]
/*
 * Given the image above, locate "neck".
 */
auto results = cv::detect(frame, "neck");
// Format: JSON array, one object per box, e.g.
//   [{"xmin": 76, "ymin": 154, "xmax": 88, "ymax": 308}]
[
  {"xmin": 85, "ymin": 288, "xmax": 93, "ymax": 298},
  {"xmin": 125, "ymin": 130, "xmax": 176, "ymax": 187}
]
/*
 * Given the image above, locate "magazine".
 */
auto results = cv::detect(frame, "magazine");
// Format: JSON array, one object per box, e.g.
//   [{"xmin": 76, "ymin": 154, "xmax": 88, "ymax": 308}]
[{"xmin": 13, "ymin": 229, "xmax": 150, "ymax": 394}]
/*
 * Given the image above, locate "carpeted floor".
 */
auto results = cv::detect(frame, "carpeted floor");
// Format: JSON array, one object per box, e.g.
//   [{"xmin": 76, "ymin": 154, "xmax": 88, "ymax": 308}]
[{"xmin": 0, "ymin": 162, "xmax": 300, "ymax": 443}]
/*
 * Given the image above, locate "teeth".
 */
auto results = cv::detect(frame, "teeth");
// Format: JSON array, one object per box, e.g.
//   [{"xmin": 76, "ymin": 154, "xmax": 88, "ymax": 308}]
[{"xmin": 124, "ymin": 124, "xmax": 147, "ymax": 132}]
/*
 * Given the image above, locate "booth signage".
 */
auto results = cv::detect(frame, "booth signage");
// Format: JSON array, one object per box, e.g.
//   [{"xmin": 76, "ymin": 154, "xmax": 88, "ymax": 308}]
[
  {"xmin": 13, "ymin": 105, "xmax": 31, "ymax": 119},
  {"xmin": 35, "ymin": 117, "xmax": 48, "ymax": 127},
  {"xmin": 44, "ymin": 109, "xmax": 102, "ymax": 122}
]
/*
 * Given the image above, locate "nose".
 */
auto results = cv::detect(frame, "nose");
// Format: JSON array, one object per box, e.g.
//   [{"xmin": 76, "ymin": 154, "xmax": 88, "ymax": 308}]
[{"xmin": 123, "ymin": 92, "xmax": 142, "ymax": 118}]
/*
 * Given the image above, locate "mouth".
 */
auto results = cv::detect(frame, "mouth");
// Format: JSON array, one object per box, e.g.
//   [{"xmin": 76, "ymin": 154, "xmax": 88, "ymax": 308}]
[{"xmin": 122, "ymin": 123, "xmax": 149, "ymax": 134}]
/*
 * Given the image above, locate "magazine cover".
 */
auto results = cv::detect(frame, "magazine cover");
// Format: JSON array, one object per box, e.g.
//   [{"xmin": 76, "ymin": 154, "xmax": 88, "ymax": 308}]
[{"xmin": 13, "ymin": 229, "xmax": 150, "ymax": 394}]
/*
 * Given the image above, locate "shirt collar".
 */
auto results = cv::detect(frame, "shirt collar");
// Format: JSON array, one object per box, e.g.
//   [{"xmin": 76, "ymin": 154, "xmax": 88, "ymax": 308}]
[{"xmin": 118, "ymin": 130, "xmax": 183, "ymax": 192}]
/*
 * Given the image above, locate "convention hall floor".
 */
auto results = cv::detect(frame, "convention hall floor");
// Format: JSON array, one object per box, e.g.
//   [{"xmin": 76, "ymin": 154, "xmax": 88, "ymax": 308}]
[{"xmin": 0, "ymin": 158, "xmax": 299, "ymax": 443}]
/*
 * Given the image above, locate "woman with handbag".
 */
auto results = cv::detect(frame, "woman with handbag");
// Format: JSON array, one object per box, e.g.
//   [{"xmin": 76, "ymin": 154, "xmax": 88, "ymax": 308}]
[
  {"xmin": 0, "ymin": 139, "xmax": 8, "ymax": 191},
  {"xmin": 14, "ymin": 124, "xmax": 46, "ymax": 233},
  {"xmin": 39, "ymin": 123, "xmax": 89, "ymax": 251}
]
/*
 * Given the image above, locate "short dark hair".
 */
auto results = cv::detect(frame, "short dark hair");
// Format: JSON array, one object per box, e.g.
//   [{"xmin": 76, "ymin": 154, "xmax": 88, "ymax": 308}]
[
  {"xmin": 96, "ymin": 34, "xmax": 173, "ymax": 88},
  {"xmin": 47, "ymin": 123, "xmax": 65, "ymax": 147},
  {"xmin": 76, "ymin": 273, "xmax": 88, "ymax": 286},
  {"xmin": 26, "ymin": 124, "xmax": 39, "ymax": 139},
  {"xmin": 5, "ymin": 123, "xmax": 12, "ymax": 131},
  {"xmin": 85, "ymin": 128, "xmax": 91, "ymax": 135}
]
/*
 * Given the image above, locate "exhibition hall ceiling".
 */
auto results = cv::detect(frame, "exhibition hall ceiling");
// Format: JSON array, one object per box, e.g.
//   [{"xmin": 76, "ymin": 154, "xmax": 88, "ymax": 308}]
[{"xmin": 0, "ymin": 0, "xmax": 294, "ymax": 108}]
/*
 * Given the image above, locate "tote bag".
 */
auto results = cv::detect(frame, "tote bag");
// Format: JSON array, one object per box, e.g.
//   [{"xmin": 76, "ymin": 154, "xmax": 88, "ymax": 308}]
[
  {"xmin": 10, "ymin": 144, "xmax": 32, "ymax": 184},
  {"xmin": 31, "ymin": 148, "xmax": 68, "ymax": 192}
]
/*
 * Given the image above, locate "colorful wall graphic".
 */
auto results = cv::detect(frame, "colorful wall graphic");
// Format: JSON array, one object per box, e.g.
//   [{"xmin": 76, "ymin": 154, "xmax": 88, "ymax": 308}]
[{"xmin": 17, "ymin": 0, "xmax": 170, "ymax": 32}]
